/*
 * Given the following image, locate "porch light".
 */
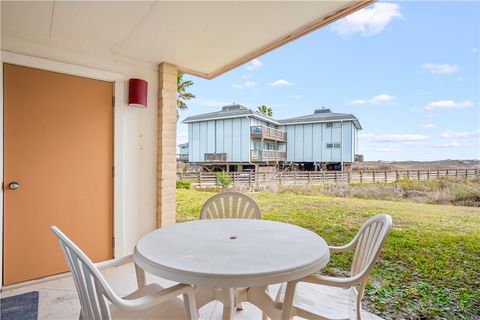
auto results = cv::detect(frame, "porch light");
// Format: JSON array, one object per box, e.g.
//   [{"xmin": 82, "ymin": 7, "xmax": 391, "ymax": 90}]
[{"xmin": 128, "ymin": 78, "xmax": 148, "ymax": 107}]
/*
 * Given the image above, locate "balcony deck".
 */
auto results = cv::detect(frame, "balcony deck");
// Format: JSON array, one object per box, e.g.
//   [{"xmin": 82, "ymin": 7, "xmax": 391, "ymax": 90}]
[
  {"xmin": 251, "ymin": 150, "xmax": 287, "ymax": 162},
  {"xmin": 251, "ymin": 126, "xmax": 287, "ymax": 142}
]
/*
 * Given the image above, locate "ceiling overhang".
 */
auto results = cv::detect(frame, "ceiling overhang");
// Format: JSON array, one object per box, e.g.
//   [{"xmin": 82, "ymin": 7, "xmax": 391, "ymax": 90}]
[{"xmin": 1, "ymin": 1, "xmax": 375, "ymax": 79}]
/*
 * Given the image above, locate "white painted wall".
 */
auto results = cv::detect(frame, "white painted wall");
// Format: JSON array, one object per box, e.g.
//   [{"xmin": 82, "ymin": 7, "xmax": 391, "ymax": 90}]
[{"xmin": 1, "ymin": 35, "xmax": 160, "ymax": 268}]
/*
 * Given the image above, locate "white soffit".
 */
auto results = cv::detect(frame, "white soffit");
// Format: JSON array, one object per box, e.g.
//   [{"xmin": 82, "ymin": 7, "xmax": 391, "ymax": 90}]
[{"xmin": 1, "ymin": 1, "xmax": 373, "ymax": 78}]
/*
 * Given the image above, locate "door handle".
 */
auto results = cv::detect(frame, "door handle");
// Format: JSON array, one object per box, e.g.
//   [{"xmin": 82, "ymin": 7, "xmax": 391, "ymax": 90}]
[{"xmin": 9, "ymin": 182, "xmax": 19, "ymax": 190}]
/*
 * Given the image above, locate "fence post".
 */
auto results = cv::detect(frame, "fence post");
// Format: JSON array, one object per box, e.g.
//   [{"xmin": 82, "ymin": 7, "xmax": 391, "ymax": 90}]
[
  {"xmin": 264, "ymin": 172, "xmax": 267, "ymax": 185},
  {"xmin": 198, "ymin": 172, "xmax": 202, "ymax": 188},
  {"xmin": 455, "ymin": 169, "xmax": 458, "ymax": 177},
  {"xmin": 395, "ymin": 170, "xmax": 399, "ymax": 182},
  {"xmin": 279, "ymin": 172, "xmax": 282, "ymax": 184},
  {"xmin": 437, "ymin": 170, "xmax": 440, "ymax": 179},
  {"xmin": 406, "ymin": 170, "xmax": 410, "ymax": 180},
  {"xmin": 417, "ymin": 170, "xmax": 420, "ymax": 180},
  {"xmin": 475, "ymin": 168, "xmax": 478, "ymax": 177},
  {"xmin": 335, "ymin": 171, "xmax": 338, "ymax": 183},
  {"xmin": 322, "ymin": 171, "xmax": 325, "ymax": 184},
  {"xmin": 373, "ymin": 170, "xmax": 376, "ymax": 183},
  {"xmin": 465, "ymin": 169, "xmax": 468, "ymax": 178},
  {"xmin": 360, "ymin": 171, "xmax": 363, "ymax": 183},
  {"xmin": 427, "ymin": 169, "xmax": 430, "ymax": 180},
  {"xmin": 248, "ymin": 172, "xmax": 252, "ymax": 187},
  {"xmin": 446, "ymin": 169, "xmax": 449, "ymax": 177},
  {"xmin": 233, "ymin": 172, "xmax": 236, "ymax": 187},
  {"xmin": 347, "ymin": 172, "xmax": 351, "ymax": 183},
  {"xmin": 308, "ymin": 172, "xmax": 311, "ymax": 184},
  {"xmin": 294, "ymin": 171, "xmax": 297, "ymax": 185},
  {"xmin": 384, "ymin": 170, "xmax": 387, "ymax": 183}
]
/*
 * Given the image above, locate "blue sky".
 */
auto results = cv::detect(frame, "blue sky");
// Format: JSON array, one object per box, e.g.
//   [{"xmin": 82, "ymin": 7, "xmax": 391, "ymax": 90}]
[{"xmin": 177, "ymin": 1, "xmax": 480, "ymax": 161}]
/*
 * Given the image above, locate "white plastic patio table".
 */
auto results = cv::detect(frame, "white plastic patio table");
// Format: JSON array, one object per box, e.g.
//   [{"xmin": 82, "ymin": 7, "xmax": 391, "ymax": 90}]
[{"xmin": 134, "ymin": 219, "xmax": 330, "ymax": 320}]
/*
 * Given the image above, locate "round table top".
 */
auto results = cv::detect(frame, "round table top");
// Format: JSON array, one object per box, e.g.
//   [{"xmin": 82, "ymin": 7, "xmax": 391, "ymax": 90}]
[{"xmin": 134, "ymin": 219, "xmax": 330, "ymax": 287}]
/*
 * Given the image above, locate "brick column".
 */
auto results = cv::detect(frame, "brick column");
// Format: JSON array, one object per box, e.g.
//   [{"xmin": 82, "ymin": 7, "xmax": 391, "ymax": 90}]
[{"xmin": 157, "ymin": 63, "xmax": 177, "ymax": 227}]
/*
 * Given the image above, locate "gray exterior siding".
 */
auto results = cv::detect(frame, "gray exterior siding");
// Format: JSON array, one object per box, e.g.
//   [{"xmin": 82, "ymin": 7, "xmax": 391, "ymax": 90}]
[
  {"xmin": 188, "ymin": 117, "xmax": 250, "ymax": 162},
  {"xmin": 285, "ymin": 121, "xmax": 356, "ymax": 162}
]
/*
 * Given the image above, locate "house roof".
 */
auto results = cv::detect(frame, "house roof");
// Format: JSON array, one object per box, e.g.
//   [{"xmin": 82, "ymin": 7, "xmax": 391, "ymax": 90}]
[
  {"xmin": 182, "ymin": 105, "xmax": 362, "ymax": 129},
  {"xmin": 278, "ymin": 108, "xmax": 362, "ymax": 129},
  {"xmin": 182, "ymin": 104, "xmax": 277, "ymax": 124},
  {"xmin": 1, "ymin": 1, "xmax": 374, "ymax": 79}
]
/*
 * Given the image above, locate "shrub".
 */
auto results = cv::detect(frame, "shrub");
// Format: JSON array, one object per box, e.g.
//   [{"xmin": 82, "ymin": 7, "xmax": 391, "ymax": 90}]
[
  {"xmin": 176, "ymin": 180, "xmax": 192, "ymax": 189},
  {"xmin": 215, "ymin": 171, "xmax": 232, "ymax": 189}
]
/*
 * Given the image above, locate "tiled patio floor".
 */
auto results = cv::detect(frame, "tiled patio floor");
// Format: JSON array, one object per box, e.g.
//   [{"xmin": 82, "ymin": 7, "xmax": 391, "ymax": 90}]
[{"xmin": 1, "ymin": 262, "xmax": 383, "ymax": 319}]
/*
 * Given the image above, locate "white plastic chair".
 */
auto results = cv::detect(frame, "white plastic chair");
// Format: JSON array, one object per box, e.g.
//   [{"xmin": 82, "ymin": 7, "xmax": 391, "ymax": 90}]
[
  {"xmin": 200, "ymin": 192, "xmax": 261, "ymax": 220},
  {"xmin": 274, "ymin": 214, "xmax": 392, "ymax": 320},
  {"xmin": 199, "ymin": 192, "xmax": 261, "ymax": 311},
  {"xmin": 51, "ymin": 226, "xmax": 198, "ymax": 320}
]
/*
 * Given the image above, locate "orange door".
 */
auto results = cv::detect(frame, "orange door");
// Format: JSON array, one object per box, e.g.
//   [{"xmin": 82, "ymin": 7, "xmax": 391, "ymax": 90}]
[{"xmin": 3, "ymin": 64, "xmax": 114, "ymax": 285}]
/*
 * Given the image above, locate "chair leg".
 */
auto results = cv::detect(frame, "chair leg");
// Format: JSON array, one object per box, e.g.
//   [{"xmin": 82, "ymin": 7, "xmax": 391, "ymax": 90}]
[{"xmin": 134, "ymin": 264, "xmax": 146, "ymax": 289}]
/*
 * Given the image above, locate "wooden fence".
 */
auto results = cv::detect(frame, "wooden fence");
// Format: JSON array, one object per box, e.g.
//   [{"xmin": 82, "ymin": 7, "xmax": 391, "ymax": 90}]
[{"xmin": 177, "ymin": 168, "xmax": 479, "ymax": 188}]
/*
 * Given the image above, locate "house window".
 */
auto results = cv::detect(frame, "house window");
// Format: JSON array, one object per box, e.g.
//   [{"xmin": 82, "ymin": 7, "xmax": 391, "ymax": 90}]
[
  {"xmin": 326, "ymin": 143, "xmax": 341, "ymax": 149},
  {"xmin": 326, "ymin": 122, "xmax": 341, "ymax": 128}
]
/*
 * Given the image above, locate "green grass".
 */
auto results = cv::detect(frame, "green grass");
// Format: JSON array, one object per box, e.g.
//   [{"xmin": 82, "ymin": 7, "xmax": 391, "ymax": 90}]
[{"xmin": 176, "ymin": 189, "xmax": 480, "ymax": 319}]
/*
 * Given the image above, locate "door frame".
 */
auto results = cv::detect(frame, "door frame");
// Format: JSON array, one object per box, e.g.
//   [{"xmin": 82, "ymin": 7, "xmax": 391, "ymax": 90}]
[{"xmin": 0, "ymin": 51, "xmax": 127, "ymax": 286}]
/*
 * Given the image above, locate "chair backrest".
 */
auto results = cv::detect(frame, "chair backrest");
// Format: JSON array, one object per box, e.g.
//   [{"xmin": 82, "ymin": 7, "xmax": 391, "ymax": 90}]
[
  {"xmin": 350, "ymin": 214, "xmax": 392, "ymax": 278},
  {"xmin": 200, "ymin": 192, "xmax": 261, "ymax": 220},
  {"xmin": 51, "ymin": 226, "xmax": 122, "ymax": 320}
]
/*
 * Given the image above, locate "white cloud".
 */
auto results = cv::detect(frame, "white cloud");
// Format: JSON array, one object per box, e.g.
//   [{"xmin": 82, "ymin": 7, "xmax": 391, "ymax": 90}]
[
  {"xmin": 422, "ymin": 124, "xmax": 436, "ymax": 129},
  {"xmin": 246, "ymin": 59, "xmax": 263, "ymax": 71},
  {"xmin": 377, "ymin": 148, "xmax": 401, "ymax": 152},
  {"xmin": 350, "ymin": 94, "xmax": 395, "ymax": 105},
  {"xmin": 425, "ymin": 100, "xmax": 473, "ymax": 110},
  {"xmin": 422, "ymin": 63, "xmax": 460, "ymax": 74},
  {"xmin": 360, "ymin": 133, "xmax": 429, "ymax": 143},
  {"xmin": 440, "ymin": 130, "xmax": 480, "ymax": 139},
  {"xmin": 331, "ymin": 2, "xmax": 402, "ymax": 37},
  {"xmin": 176, "ymin": 131, "xmax": 188, "ymax": 144},
  {"xmin": 290, "ymin": 94, "xmax": 302, "ymax": 99},
  {"xmin": 269, "ymin": 79, "xmax": 293, "ymax": 87},
  {"xmin": 430, "ymin": 142, "xmax": 461, "ymax": 148},
  {"xmin": 232, "ymin": 81, "xmax": 258, "ymax": 89}
]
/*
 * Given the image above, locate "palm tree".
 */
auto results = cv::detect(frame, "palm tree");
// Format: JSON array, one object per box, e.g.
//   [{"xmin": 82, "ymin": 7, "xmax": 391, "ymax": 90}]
[
  {"xmin": 177, "ymin": 73, "xmax": 195, "ymax": 110},
  {"xmin": 257, "ymin": 105, "xmax": 273, "ymax": 117}
]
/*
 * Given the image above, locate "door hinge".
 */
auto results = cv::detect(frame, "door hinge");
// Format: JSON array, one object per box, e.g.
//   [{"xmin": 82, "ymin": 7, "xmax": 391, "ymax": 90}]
[
  {"xmin": 112, "ymin": 166, "xmax": 115, "ymax": 178},
  {"xmin": 112, "ymin": 96, "xmax": 115, "ymax": 107}
]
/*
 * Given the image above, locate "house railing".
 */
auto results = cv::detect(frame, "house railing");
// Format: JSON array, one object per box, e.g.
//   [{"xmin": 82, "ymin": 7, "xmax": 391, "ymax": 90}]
[
  {"xmin": 177, "ymin": 168, "xmax": 480, "ymax": 188},
  {"xmin": 176, "ymin": 154, "xmax": 188, "ymax": 161},
  {"xmin": 204, "ymin": 153, "xmax": 227, "ymax": 162},
  {"xmin": 251, "ymin": 126, "xmax": 287, "ymax": 142},
  {"xmin": 251, "ymin": 150, "xmax": 287, "ymax": 162}
]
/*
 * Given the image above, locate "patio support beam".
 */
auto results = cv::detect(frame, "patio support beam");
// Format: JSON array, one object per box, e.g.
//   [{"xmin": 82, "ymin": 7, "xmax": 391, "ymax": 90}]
[{"xmin": 157, "ymin": 62, "xmax": 178, "ymax": 227}]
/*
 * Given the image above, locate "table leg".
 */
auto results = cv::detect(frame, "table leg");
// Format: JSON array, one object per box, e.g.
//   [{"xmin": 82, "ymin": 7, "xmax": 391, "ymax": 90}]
[
  {"xmin": 247, "ymin": 286, "xmax": 281, "ymax": 319},
  {"xmin": 280, "ymin": 281, "xmax": 297, "ymax": 320},
  {"xmin": 193, "ymin": 286, "xmax": 216, "ymax": 309},
  {"xmin": 221, "ymin": 288, "xmax": 235, "ymax": 320}
]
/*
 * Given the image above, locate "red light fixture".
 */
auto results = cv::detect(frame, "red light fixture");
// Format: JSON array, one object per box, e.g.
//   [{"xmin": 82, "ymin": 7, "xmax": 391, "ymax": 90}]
[{"xmin": 128, "ymin": 78, "xmax": 148, "ymax": 107}]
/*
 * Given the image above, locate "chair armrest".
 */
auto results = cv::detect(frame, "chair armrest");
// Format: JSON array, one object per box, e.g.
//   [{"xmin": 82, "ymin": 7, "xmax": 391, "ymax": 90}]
[
  {"xmin": 300, "ymin": 273, "xmax": 363, "ymax": 288},
  {"xmin": 117, "ymin": 283, "xmax": 195, "ymax": 311},
  {"xmin": 328, "ymin": 238, "xmax": 357, "ymax": 253},
  {"xmin": 95, "ymin": 255, "xmax": 133, "ymax": 271}
]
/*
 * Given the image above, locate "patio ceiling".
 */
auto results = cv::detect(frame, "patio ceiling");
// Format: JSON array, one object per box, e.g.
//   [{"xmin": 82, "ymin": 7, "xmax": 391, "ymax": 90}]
[{"xmin": 1, "ymin": 1, "xmax": 373, "ymax": 79}]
